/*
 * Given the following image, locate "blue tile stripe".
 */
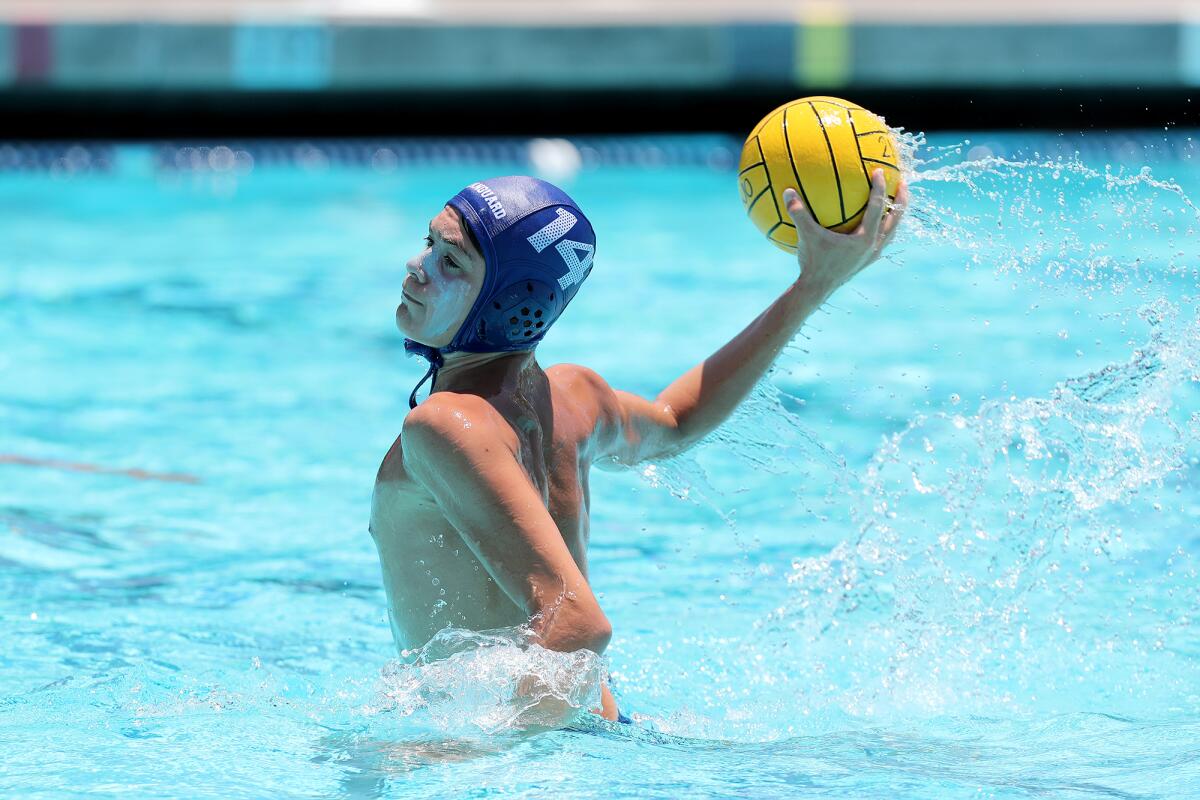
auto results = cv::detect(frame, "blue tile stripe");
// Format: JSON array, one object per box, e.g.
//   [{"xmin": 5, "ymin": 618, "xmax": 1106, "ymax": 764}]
[
  {"xmin": 147, "ymin": 137, "xmax": 741, "ymax": 172},
  {"xmin": 0, "ymin": 137, "xmax": 738, "ymax": 173},
  {"xmin": 0, "ymin": 143, "xmax": 116, "ymax": 172},
  {"xmin": 0, "ymin": 134, "xmax": 1196, "ymax": 176},
  {"xmin": 0, "ymin": 22, "xmax": 1190, "ymax": 91}
]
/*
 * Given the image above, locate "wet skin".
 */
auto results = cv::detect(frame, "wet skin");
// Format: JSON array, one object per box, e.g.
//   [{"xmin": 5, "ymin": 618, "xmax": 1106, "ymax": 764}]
[
  {"xmin": 370, "ymin": 174, "xmax": 907, "ymax": 727},
  {"xmin": 373, "ymin": 206, "xmax": 623, "ymax": 720},
  {"xmin": 370, "ymin": 354, "xmax": 623, "ymax": 720}
]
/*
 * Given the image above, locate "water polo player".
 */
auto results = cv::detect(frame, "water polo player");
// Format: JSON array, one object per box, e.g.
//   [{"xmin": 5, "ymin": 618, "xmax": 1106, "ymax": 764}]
[{"xmin": 370, "ymin": 172, "xmax": 907, "ymax": 727}]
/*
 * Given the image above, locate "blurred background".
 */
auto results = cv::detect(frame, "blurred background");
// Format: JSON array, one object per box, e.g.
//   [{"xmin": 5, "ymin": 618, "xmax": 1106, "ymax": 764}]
[{"xmin": 0, "ymin": 0, "xmax": 1195, "ymax": 139}]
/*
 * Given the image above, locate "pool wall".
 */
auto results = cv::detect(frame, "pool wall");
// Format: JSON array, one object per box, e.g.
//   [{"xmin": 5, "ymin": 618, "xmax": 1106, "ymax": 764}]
[
  {"xmin": 0, "ymin": 17, "xmax": 1197, "ymax": 135},
  {"xmin": 0, "ymin": 21, "xmax": 1190, "ymax": 90}
]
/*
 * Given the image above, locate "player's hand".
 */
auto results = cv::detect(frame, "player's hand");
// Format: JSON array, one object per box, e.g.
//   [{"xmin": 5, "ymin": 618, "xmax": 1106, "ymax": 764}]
[
  {"xmin": 510, "ymin": 673, "xmax": 586, "ymax": 733},
  {"xmin": 783, "ymin": 168, "xmax": 908, "ymax": 300}
]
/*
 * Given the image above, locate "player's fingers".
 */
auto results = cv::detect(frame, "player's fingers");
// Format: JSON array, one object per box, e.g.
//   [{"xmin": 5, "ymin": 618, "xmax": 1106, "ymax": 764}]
[
  {"xmin": 783, "ymin": 188, "xmax": 824, "ymax": 241},
  {"xmin": 881, "ymin": 179, "xmax": 910, "ymax": 243},
  {"xmin": 856, "ymin": 169, "xmax": 888, "ymax": 242}
]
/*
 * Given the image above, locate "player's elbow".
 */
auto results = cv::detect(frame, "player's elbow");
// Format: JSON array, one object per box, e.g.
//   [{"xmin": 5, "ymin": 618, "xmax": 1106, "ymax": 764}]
[
  {"xmin": 644, "ymin": 400, "xmax": 688, "ymax": 462},
  {"xmin": 583, "ymin": 615, "xmax": 613, "ymax": 654},
  {"xmin": 563, "ymin": 608, "xmax": 612, "ymax": 655},
  {"xmin": 531, "ymin": 594, "xmax": 613, "ymax": 655}
]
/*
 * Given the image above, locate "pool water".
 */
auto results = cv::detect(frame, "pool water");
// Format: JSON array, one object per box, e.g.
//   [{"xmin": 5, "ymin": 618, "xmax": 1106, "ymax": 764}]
[{"xmin": 2, "ymin": 134, "xmax": 1199, "ymax": 798}]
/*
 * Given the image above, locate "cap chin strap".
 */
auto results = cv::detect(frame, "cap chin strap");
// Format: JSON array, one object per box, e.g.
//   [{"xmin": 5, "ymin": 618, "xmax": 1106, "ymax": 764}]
[
  {"xmin": 403, "ymin": 339, "xmax": 445, "ymax": 410},
  {"xmin": 404, "ymin": 336, "xmax": 541, "ymax": 409}
]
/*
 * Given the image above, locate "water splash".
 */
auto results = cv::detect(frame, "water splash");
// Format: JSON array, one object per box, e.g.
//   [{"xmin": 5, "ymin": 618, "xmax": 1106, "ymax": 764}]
[
  {"xmin": 765, "ymin": 299, "xmax": 1200, "ymax": 714},
  {"xmin": 628, "ymin": 132, "xmax": 1200, "ymax": 728},
  {"xmin": 908, "ymin": 141, "xmax": 1200, "ymax": 298},
  {"xmin": 364, "ymin": 625, "xmax": 606, "ymax": 736}
]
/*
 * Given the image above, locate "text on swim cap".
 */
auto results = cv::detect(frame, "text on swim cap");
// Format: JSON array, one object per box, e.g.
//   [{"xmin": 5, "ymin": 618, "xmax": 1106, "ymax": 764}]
[
  {"xmin": 468, "ymin": 182, "xmax": 507, "ymax": 219},
  {"xmin": 526, "ymin": 208, "xmax": 577, "ymax": 253},
  {"xmin": 553, "ymin": 239, "xmax": 594, "ymax": 289},
  {"xmin": 526, "ymin": 207, "xmax": 594, "ymax": 290}
]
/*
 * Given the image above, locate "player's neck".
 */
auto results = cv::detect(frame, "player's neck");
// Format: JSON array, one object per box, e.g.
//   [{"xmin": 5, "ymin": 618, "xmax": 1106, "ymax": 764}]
[{"xmin": 433, "ymin": 350, "xmax": 538, "ymax": 397}]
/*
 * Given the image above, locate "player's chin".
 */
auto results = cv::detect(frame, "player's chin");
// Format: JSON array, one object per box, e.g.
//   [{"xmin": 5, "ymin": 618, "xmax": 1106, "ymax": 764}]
[{"xmin": 395, "ymin": 303, "xmax": 417, "ymax": 333}]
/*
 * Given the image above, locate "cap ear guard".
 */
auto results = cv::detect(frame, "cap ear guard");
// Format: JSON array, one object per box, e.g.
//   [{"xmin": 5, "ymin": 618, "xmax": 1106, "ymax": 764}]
[
  {"xmin": 487, "ymin": 276, "xmax": 563, "ymax": 348},
  {"xmin": 404, "ymin": 175, "xmax": 596, "ymax": 406}
]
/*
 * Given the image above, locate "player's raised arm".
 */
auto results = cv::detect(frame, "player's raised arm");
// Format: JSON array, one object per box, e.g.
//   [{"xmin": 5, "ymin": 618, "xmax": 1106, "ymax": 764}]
[
  {"xmin": 403, "ymin": 397, "xmax": 612, "ymax": 655},
  {"xmin": 592, "ymin": 171, "xmax": 907, "ymax": 468}
]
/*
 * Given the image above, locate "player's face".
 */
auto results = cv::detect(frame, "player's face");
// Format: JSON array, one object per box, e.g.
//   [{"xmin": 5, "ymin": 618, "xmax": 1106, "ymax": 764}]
[{"xmin": 396, "ymin": 206, "xmax": 486, "ymax": 347}]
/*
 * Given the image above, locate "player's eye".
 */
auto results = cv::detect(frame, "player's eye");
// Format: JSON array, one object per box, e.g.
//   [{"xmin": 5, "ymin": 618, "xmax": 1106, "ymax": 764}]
[{"xmin": 424, "ymin": 233, "xmax": 461, "ymax": 269}]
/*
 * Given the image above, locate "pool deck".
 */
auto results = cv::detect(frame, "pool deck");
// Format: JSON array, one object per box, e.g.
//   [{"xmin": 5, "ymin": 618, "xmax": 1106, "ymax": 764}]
[{"xmin": 0, "ymin": 0, "xmax": 1194, "ymax": 23}]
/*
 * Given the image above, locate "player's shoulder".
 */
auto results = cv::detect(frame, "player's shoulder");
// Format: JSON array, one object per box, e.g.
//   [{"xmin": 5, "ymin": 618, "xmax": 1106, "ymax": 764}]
[
  {"xmin": 546, "ymin": 362, "xmax": 612, "ymax": 393},
  {"xmin": 546, "ymin": 363, "xmax": 619, "ymax": 411},
  {"xmin": 545, "ymin": 363, "xmax": 627, "ymax": 454},
  {"xmin": 402, "ymin": 392, "xmax": 515, "ymax": 454}
]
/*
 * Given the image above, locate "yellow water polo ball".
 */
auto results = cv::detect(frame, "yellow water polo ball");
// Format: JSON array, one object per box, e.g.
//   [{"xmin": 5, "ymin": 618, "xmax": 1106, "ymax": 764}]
[{"xmin": 739, "ymin": 96, "xmax": 902, "ymax": 252}]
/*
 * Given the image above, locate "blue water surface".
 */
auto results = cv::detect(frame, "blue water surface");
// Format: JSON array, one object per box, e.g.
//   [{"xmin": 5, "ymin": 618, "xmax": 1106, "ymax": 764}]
[{"xmin": 1, "ymin": 134, "xmax": 1199, "ymax": 798}]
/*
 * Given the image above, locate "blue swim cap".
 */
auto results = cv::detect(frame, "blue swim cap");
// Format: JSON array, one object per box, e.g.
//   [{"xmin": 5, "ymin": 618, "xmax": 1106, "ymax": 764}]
[{"xmin": 404, "ymin": 176, "xmax": 596, "ymax": 408}]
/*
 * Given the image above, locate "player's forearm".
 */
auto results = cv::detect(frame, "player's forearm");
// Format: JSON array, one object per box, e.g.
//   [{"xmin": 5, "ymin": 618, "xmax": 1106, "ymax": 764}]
[{"xmin": 656, "ymin": 275, "xmax": 832, "ymax": 452}]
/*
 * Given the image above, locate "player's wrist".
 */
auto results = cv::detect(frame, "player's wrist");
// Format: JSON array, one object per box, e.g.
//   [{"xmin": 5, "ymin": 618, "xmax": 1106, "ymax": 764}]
[{"xmin": 793, "ymin": 267, "xmax": 837, "ymax": 305}]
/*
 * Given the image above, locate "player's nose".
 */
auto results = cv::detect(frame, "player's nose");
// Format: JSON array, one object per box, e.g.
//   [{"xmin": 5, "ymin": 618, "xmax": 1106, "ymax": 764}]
[{"xmin": 405, "ymin": 254, "xmax": 427, "ymax": 282}]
